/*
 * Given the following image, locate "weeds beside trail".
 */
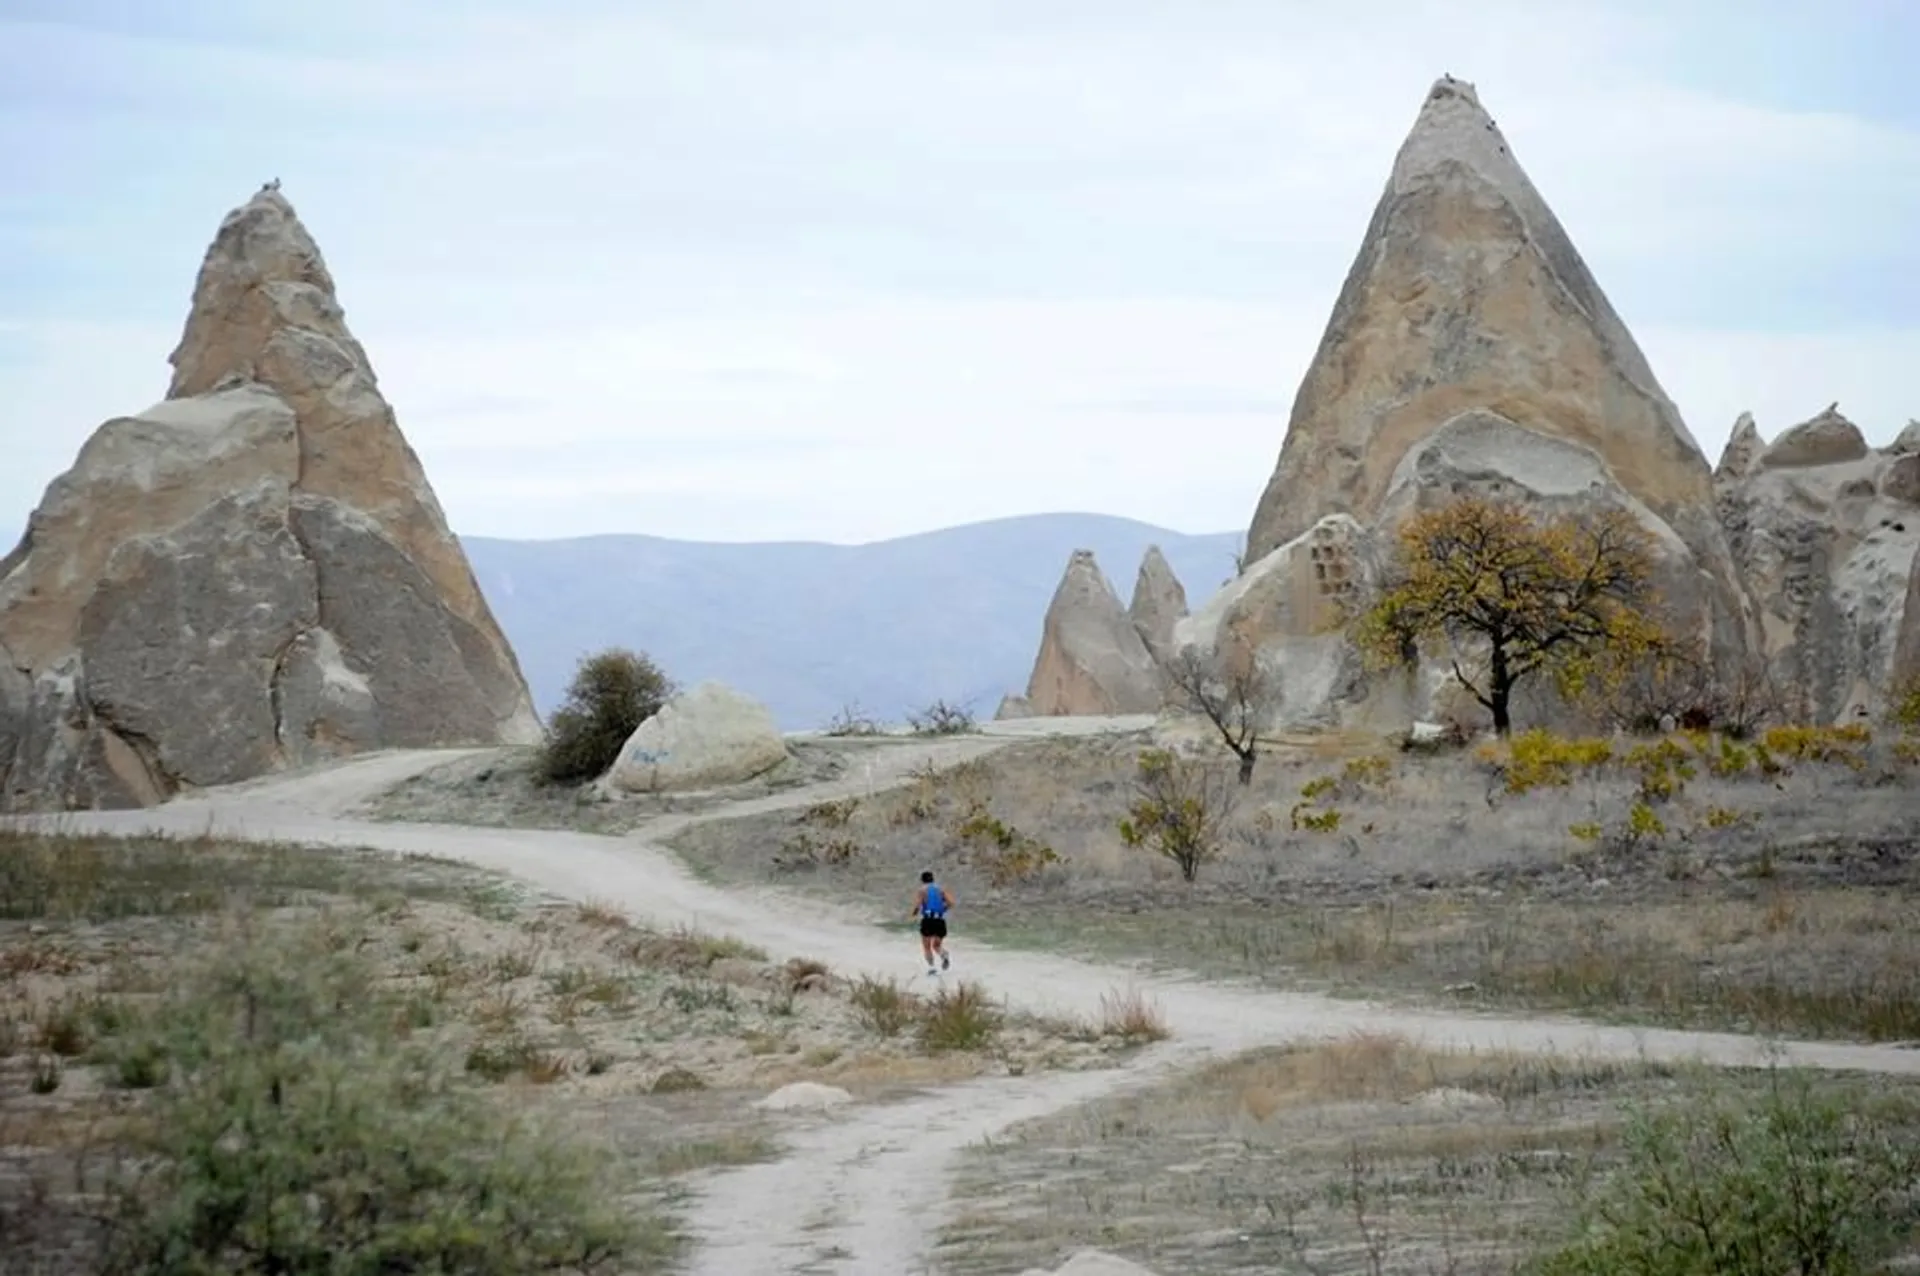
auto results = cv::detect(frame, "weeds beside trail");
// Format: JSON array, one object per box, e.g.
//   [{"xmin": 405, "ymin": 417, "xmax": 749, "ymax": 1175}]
[{"xmin": 942, "ymin": 1035, "xmax": 1920, "ymax": 1275}]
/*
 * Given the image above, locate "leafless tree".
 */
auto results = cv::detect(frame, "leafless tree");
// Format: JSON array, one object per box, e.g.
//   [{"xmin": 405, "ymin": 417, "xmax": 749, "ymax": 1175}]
[{"xmin": 1164, "ymin": 648, "xmax": 1270, "ymax": 784}]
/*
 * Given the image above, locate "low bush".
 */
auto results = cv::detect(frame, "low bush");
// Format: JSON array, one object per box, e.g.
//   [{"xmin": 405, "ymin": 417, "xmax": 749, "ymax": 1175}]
[
  {"xmin": 850, "ymin": 975, "xmax": 918, "ymax": 1038},
  {"xmin": 1535, "ymin": 1071, "xmax": 1920, "ymax": 1275},
  {"xmin": 918, "ymin": 981, "xmax": 1002, "ymax": 1052},
  {"xmin": 538, "ymin": 648, "xmax": 674, "ymax": 786},
  {"xmin": 96, "ymin": 920, "xmax": 663, "ymax": 1274},
  {"xmin": 908, "ymin": 699, "xmax": 977, "ymax": 736},
  {"xmin": 1118, "ymin": 749, "xmax": 1233, "ymax": 883}
]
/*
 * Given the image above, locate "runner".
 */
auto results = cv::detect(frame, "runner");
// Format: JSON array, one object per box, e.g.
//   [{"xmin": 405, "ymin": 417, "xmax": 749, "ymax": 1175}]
[{"xmin": 912, "ymin": 870, "xmax": 953, "ymax": 975}]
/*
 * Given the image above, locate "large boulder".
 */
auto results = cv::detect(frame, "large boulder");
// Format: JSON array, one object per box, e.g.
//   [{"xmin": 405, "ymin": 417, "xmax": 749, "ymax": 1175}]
[
  {"xmin": 1126, "ymin": 544, "xmax": 1189, "ymax": 662},
  {"xmin": 1757, "ymin": 404, "xmax": 1870, "ymax": 471},
  {"xmin": 0, "ymin": 188, "xmax": 540, "ymax": 811},
  {"xmin": 1888, "ymin": 420, "xmax": 1920, "ymax": 456},
  {"xmin": 1236, "ymin": 76, "xmax": 1752, "ymax": 670},
  {"xmin": 605, "ymin": 682, "xmax": 788, "ymax": 793},
  {"xmin": 1018, "ymin": 550, "xmax": 1163, "ymax": 717},
  {"xmin": 1717, "ymin": 406, "xmax": 1920, "ymax": 722}
]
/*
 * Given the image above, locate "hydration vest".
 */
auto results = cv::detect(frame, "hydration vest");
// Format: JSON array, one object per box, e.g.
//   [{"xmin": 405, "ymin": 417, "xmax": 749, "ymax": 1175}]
[{"xmin": 922, "ymin": 883, "xmax": 947, "ymax": 918}]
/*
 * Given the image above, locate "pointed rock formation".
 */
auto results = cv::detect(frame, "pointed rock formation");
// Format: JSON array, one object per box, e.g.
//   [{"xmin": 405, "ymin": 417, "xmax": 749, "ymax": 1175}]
[
  {"xmin": 1757, "ymin": 404, "xmax": 1869, "ymax": 470},
  {"xmin": 1718, "ymin": 405, "xmax": 1920, "ymax": 721},
  {"xmin": 0, "ymin": 189, "xmax": 540, "ymax": 811},
  {"xmin": 1019, "ymin": 550, "xmax": 1162, "ymax": 717},
  {"xmin": 1888, "ymin": 421, "xmax": 1920, "ymax": 456},
  {"xmin": 1126, "ymin": 545, "xmax": 1188, "ymax": 661},
  {"xmin": 1716, "ymin": 412, "xmax": 1765, "ymax": 483},
  {"xmin": 1239, "ymin": 76, "xmax": 1749, "ymax": 664}
]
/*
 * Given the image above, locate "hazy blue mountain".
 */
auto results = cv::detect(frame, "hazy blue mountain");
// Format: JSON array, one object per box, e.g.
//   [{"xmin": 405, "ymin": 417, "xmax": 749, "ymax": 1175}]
[{"xmin": 462, "ymin": 513, "xmax": 1241, "ymax": 731}]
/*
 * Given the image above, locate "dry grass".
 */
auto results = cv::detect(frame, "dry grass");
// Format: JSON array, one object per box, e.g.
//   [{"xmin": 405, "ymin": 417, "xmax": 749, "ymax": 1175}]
[
  {"xmin": 938, "ymin": 1033, "xmax": 1920, "ymax": 1276},
  {"xmin": 661, "ymin": 727, "xmax": 1920, "ymax": 1043},
  {"xmin": 1097, "ymin": 985, "xmax": 1170, "ymax": 1044}
]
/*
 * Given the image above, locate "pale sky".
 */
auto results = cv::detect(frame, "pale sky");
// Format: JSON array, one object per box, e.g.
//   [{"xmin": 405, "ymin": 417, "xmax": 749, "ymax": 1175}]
[{"xmin": 4, "ymin": 1, "xmax": 1916, "ymax": 545}]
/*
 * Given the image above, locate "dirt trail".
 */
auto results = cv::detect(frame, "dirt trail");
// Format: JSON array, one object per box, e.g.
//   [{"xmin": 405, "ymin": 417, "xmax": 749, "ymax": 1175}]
[{"xmin": 13, "ymin": 725, "xmax": 1920, "ymax": 1276}]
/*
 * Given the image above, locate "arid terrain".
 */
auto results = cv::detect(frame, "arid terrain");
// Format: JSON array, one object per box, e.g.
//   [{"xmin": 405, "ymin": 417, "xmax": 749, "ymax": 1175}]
[{"xmin": 200, "ymin": 716, "xmax": 1920, "ymax": 1274}]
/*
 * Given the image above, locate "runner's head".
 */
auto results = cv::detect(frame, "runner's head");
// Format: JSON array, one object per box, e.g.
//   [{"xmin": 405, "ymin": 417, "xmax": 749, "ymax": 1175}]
[{"xmin": 920, "ymin": 870, "xmax": 934, "ymax": 884}]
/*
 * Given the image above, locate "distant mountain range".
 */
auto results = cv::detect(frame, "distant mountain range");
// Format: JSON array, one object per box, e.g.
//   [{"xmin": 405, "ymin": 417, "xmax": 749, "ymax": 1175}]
[{"xmin": 462, "ymin": 513, "xmax": 1242, "ymax": 731}]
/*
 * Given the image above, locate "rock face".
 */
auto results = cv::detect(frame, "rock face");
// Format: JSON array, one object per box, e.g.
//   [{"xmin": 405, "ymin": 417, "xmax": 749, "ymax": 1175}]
[
  {"xmin": 0, "ymin": 189, "xmax": 540, "ymax": 812},
  {"xmin": 606, "ymin": 682, "xmax": 788, "ymax": 793},
  {"xmin": 1019, "ymin": 551, "xmax": 1163, "ymax": 717},
  {"xmin": 1716, "ymin": 412, "xmax": 1765, "ymax": 483},
  {"xmin": 1126, "ymin": 545, "xmax": 1189, "ymax": 661},
  {"xmin": 1237, "ymin": 77, "xmax": 1750, "ymax": 675},
  {"xmin": 1174, "ymin": 514, "xmax": 1384, "ymax": 730},
  {"xmin": 1757, "ymin": 404, "xmax": 1869, "ymax": 470},
  {"xmin": 1888, "ymin": 421, "xmax": 1920, "ymax": 456},
  {"xmin": 1716, "ymin": 407, "xmax": 1920, "ymax": 722},
  {"xmin": 1168, "ymin": 76, "xmax": 1754, "ymax": 733}
]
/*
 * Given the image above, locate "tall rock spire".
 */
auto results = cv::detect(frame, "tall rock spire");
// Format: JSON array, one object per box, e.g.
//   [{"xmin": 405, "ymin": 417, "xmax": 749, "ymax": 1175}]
[
  {"xmin": 0, "ymin": 188, "xmax": 540, "ymax": 812},
  {"xmin": 1243, "ymin": 76, "xmax": 1731, "ymax": 597}
]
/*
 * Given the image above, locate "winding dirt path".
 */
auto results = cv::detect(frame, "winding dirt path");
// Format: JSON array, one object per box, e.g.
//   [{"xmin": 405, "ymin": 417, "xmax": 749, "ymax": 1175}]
[{"xmin": 13, "ymin": 722, "xmax": 1920, "ymax": 1275}]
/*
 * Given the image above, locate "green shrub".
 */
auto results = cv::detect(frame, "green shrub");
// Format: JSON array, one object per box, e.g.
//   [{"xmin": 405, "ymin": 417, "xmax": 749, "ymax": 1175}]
[
  {"xmin": 1535, "ymin": 1072, "xmax": 1920, "ymax": 1276},
  {"xmin": 538, "ymin": 648, "xmax": 674, "ymax": 786},
  {"xmin": 97, "ymin": 920, "xmax": 662, "ymax": 1275},
  {"xmin": 1118, "ymin": 749, "xmax": 1233, "ymax": 883}
]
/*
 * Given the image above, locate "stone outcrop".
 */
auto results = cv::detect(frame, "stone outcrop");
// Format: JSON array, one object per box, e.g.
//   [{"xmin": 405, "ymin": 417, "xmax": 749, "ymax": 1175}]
[
  {"xmin": 1756, "ymin": 404, "xmax": 1869, "ymax": 470},
  {"xmin": 1239, "ymin": 76, "xmax": 1747, "ymax": 652},
  {"xmin": 1173, "ymin": 75, "xmax": 1753, "ymax": 733},
  {"xmin": 1173, "ymin": 515, "xmax": 1384, "ymax": 730},
  {"xmin": 0, "ymin": 188, "xmax": 540, "ymax": 811},
  {"xmin": 1125, "ymin": 545, "xmax": 1188, "ymax": 661},
  {"xmin": 1716, "ymin": 407, "xmax": 1920, "ymax": 722},
  {"xmin": 1715, "ymin": 412, "xmax": 1765, "ymax": 483},
  {"xmin": 1018, "ymin": 550, "xmax": 1162, "ymax": 717},
  {"xmin": 605, "ymin": 682, "xmax": 788, "ymax": 793},
  {"xmin": 1895, "ymin": 551, "xmax": 1920, "ymax": 696},
  {"xmin": 1888, "ymin": 421, "xmax": 1920, "ymax": 456}
]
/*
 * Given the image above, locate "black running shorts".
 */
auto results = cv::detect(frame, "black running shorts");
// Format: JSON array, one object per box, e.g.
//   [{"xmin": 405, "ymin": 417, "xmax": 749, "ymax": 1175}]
[{"xmin": 919, "ymin": 915, "xmax": 947, "ymax": 939}]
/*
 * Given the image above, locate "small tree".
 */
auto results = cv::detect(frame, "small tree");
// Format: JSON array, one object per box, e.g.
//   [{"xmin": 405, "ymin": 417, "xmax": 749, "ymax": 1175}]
[
  {"xmin": 1354, "ymin": 497, "xmax": 1658, "ymax": 736},
  {"xmin": 1118, "ymin": 748, "xmax": 1234, "ymax": 882},
  {"xmin": 539, "ymin": 648, "xmax": 674, "ymax": 785},
  {"xmin": 1164, "ymin": 648, "xmax": 1269, "ymax": 784}
]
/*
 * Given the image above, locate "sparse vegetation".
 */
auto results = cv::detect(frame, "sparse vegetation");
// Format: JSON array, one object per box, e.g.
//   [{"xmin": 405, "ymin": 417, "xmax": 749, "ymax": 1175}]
[
  {"xmin": 538, "ymin": 647, "xmax": 675, "ymax": 786},
  {"xmin": 908, "ymin": 698, "xmax": 978, "ymax": 735},
  {"xmin": 1537, "ymin": 1071, "xmax": 1920, "ymax": 1275},
  {"xmin": 1097, "ymin": 986, "xmax": 1170, "ymax": 1044},
  {"xmin": 1164, "ymin": 647, "xmax": 1271, "ymax": 783},
  {"xmin": 918, "ymin": 982, "xmax": 1003, "ymax": 1052},
  {"xmin": 1119, "ymin": 748, "xmax": 1234, "ymax": 882},
  {"xmin": 850, "ymin": 975, "xmax": 918, "ymax": 1038},
  {"xmin": 1354, "ymin": 497, "xmax": 1659, "ymax": 736},
  {"xmin": 824, "ymin": 701, "xmax": 885, "ymax": 736},
  {"xmin": 94, "ymin": 923, "xmax": 658, "ymax": 1275}
]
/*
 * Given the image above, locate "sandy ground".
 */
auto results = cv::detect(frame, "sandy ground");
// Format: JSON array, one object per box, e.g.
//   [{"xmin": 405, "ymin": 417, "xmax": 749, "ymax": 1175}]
[{"xmin": 12, "ymin": 718, "xmax": 1920, "ymax": 1276}]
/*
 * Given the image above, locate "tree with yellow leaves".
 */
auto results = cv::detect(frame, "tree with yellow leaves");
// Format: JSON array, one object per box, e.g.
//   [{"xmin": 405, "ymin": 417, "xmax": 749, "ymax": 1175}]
[{"xmin": 1354, "ymin": 497, "xmax": 1659, "ymax": 736}]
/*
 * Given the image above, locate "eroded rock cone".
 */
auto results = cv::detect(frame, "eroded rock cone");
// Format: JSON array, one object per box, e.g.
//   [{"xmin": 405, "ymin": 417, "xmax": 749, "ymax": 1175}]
[
  {"xmin": 1020, "ymin": 550, "xmax": 1162, "ymax": 716},
  {"xmin": 1239, "ymin": 76, "xmax": 1752, "ymax": 660},
  {"xmin": 1126, "ymin": 544, "xmax": 1189, "ymax": 662},
  {"xmin": 0, "ymin": 189, "xmax": 540, "ymax": 812}
]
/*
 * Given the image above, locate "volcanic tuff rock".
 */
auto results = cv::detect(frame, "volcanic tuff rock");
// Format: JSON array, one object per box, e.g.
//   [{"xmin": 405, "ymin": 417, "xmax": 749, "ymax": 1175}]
[
  {"xmin": 1237, "ymin": 76, "xmax": 1751, "ymax": 667},
  {"xmin": 1756, "ymin": 404, "xmax": 1869, "ymax": 471},
  {"xmin": 1889, "ymin": 421, "xmax": 1920, "ymax": 456},
  {"xmin": 605, "ymin": 682, "xmax": 788, "ymax": 793},
  {"xmin": 1716, "ymin": 407, "xmax": 1920, "ymax": 722},
  {"xmin": 1125, "ymin": 545, "xmax": 1189, "ymax": 661},
  {"xmin": 0, "ymin": 189, "xmax": 539, "ymax": 812},
  {"xmin": 1715, "ymin": 412, "xmax": 1766, "ymax": 483},
  {"xmin": 1018, "ymin": 550, "xmax": 1162, "ymax": 717}
]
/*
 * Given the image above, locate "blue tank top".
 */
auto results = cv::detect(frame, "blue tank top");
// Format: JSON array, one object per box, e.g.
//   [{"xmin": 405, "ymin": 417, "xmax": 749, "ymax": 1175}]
[{"xmin": 922, "ymin": 884, "xmax": 946, "ymax": 917}]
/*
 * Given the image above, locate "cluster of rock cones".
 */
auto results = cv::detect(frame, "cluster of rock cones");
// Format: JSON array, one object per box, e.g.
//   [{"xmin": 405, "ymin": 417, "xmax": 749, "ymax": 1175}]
[
  {"xmin": 4, "ymin": 75, "xmax": 1917, "ymax": 813},
  {"xmin": 1006, "ymin": 76, "xmax": 1920, "ymax": 732}
]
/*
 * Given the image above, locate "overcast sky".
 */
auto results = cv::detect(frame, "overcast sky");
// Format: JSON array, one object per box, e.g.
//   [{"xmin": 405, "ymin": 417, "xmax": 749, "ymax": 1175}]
[{"xmin": 4, "ymin": 1, "xmax": 1916, "ymax": 545}]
